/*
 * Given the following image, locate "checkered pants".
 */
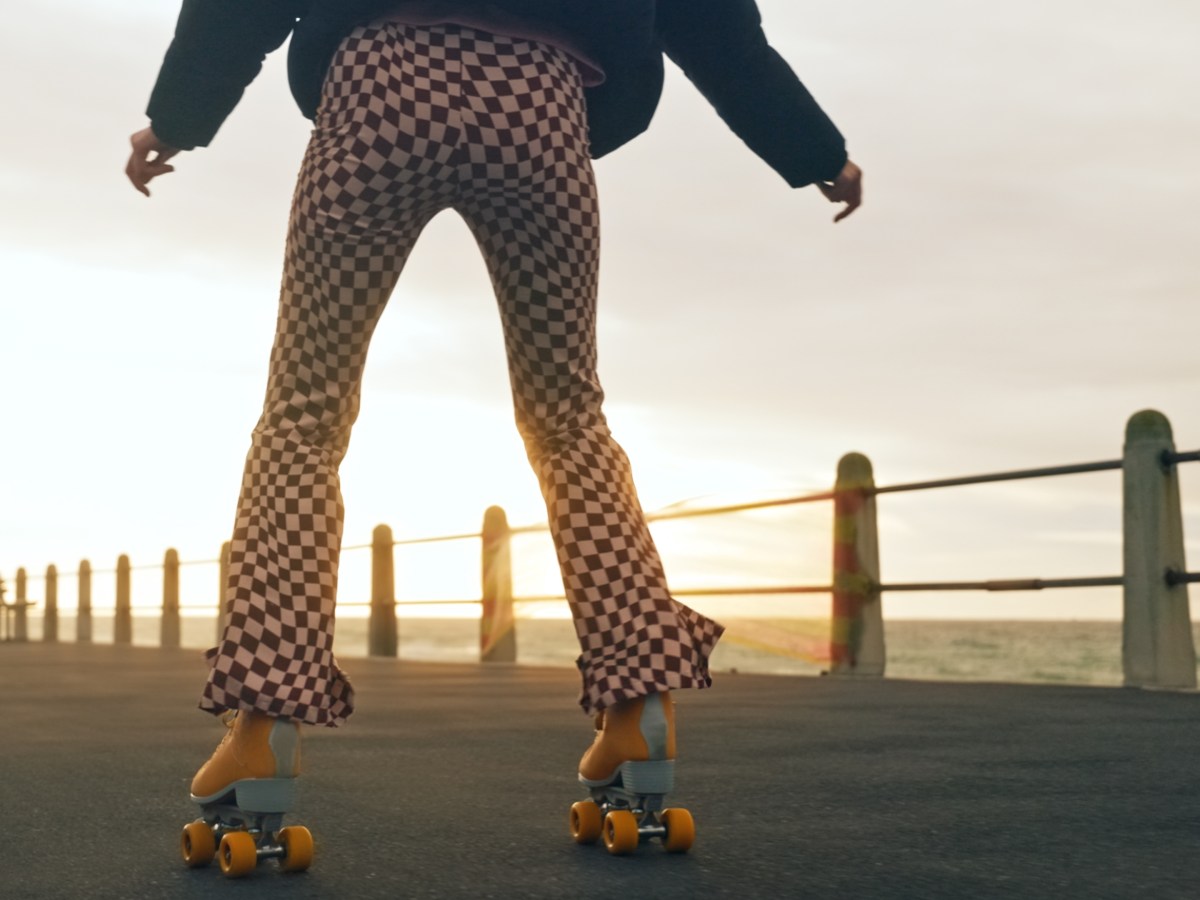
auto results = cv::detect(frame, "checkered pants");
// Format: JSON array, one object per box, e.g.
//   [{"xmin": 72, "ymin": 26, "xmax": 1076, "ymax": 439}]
[{"xmin": 202, "ymin": 23, "xmax": 724, "ymax": 726}]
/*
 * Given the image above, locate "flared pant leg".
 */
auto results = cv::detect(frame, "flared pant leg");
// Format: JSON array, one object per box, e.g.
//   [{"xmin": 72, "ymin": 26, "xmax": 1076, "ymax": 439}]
[
  {"xmin": 448, "ymin": 31, "xmax": 724, "ymax": 713},
  {"xmin": 200, "ymin": 26, "xmax": 461, "ymax": 726}
]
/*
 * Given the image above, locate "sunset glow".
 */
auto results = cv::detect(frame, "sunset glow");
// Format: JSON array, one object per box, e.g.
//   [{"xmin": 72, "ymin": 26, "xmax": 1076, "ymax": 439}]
[{"xmin": 2, "ymin": 0, "xmax": 1198, "ymax": 629}]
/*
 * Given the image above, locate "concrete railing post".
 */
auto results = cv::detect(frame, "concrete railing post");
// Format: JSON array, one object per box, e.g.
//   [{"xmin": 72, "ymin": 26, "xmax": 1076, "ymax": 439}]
[
  {"xmin": 161, "ymin": 548, "xmax": 181, "ymax": 649},
  {"xmin": 480, "ymin": 506, "xmax": 517, "ymax": 663},
  {"xmin": 216, "ymin": 542, "xmax": 231, "ymax": 643},
  {"xmin": 43, "ymin": 565, "xmax": 59, "ymax": 642},
  {"xmin": 369, "ymin": 525, "xmax": 398, "ymax": 657},
  {"xmin": 829, "ymin": 453, "xmax": 885, "ymax": 676},
  {"xmin": 115, "ymin": 555, "xmax": 133, "ymax": 645},
  {"xmin": 1122, "ymin": 410, "xmax": 1196, "ymax": 689},
  {"xmin": 15, "ymin": 568, "xmax": 29, "ymax": 641},
  {"xmin": 77, "ymin": 560, "xmax": 93, "ymax": 643}
]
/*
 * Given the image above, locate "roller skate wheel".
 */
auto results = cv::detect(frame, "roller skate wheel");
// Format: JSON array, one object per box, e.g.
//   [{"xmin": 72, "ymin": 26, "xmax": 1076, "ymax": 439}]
[
  {"xmin": 602, "ymin": 809, "xmax": 640, "ymax": 855},
  {"xmin": 661, "ymin": 807, "xmax": 695, "ymax": 853},
  {"xmin": 569, "ymin": 800, "xmax": 603, "ymax": 844},
  {"xmin": 278, "ymin": 825, "xmax": 315, "ymax": 872},
  {"xmin": 218, "ymin": 831, "xmax": 258, "ymax": 878},
  {"xmin": 180, "ymin": 820, "xmax": 216, "ymax": 868}
]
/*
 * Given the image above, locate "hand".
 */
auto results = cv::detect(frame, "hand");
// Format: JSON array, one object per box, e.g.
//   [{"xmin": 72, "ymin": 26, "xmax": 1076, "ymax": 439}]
[
  {"xmin": 126, "ymin": 127, "xmax": 180, "ymax": 197},
  {"xmin": 817, "ymin": 159, "xmax": 863, "ymax": 223}
]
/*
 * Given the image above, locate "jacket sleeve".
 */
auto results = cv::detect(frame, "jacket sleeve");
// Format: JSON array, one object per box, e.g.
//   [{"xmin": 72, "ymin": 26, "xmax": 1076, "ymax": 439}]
[
  {"xmin": 656, "ymin": 0, "xmax": 848, "ymax": 188},
  {"xmin": 146, "ymin": 0, "xmax": 308, "ymax": 151}
]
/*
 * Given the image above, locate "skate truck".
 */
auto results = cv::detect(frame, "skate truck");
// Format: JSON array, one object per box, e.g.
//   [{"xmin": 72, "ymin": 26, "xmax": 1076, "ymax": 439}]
[
  {"xmin": 180, "ymin": 779, "xmax": 314, "ymax": 878},
  {"xmin": 570, "ymin": 772, "xmax": 696, "ymax": 855}
]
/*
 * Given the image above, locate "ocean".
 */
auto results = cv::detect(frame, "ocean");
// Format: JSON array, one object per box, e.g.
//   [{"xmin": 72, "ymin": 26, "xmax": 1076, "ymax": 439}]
[{"xmin": 14, "ymin": 614, "xmax": 1196, "ymax": 687}]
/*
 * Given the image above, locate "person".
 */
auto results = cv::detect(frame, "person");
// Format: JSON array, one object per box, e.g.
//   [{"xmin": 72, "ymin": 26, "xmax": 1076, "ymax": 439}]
[{"xmin": 128, "ymin": 0, "xmax": 862, "ymax": 855}]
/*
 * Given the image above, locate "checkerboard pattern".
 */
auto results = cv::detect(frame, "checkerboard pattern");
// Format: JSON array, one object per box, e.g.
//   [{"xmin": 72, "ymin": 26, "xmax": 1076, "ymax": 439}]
[{"xmin": 202, "ymin": 23, "xmax": 723, "ymax": 725}]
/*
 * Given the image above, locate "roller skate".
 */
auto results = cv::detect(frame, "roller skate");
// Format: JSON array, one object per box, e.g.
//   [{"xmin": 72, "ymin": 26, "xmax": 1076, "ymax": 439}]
[
  {"xmin": 178, "ymin": 710, "xmax": 314, "ymax": 878},
  {"xmin": 569, "ymin": 692, "xmax": 695, "ymax": 855}
]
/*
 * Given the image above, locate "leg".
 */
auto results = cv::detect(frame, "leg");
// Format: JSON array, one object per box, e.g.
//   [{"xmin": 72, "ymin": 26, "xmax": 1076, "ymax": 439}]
[
  {"xmin": 452, "ymin": 32, "xmax": 724, "ymax": 715},
  {"xmin": 203, "ymin": 24, "xmax": 459, "ymax": 726}
]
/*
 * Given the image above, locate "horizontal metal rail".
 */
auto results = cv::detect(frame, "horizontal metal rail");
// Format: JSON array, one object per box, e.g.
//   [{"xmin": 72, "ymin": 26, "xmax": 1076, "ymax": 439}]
[
  {"xmin": 339, "ymin": 598, "xmax": 482, "ymax": 608},
  {"xmin": 12, "ymin": 565, "xmax": 1200, "ymax": 599},
  {"xmin": 880, "ymin": 576, "xmax": 1124, "ymax": 592},
  {"xmin": 874, "ymin": 460, "xmax": 1123, "ymax": 495},
  {"xmin": 673, "ymin": 584, "xmax": 834, "ymax": 597},
  {"xmin": 345, "ymin": 491, "xmax": 845, "ymax": 546},
  {"xmin": 1166, "ymin": 570, "xmax": 1200, "ymax": 587},
  {"xmin": 495, "ymin": 585, "xmax": 838, "ymax": 603},
  {"xmin": 9, "ymin": 448, "xmax": 1198, "ymax": 580},
  {"xmin": 334, "ymin": 570, "xmax": 1200, "ymax": 609},
  {"xmin": 644, "ymin": 492, "xmax": 838, "ymax": 522},
  {"xmin": 389, "ymin": 447, "xmax": 1200, "ymax": 546},
  {"xmin": 25, "ymin": 570, "xmax": 1200, "ymax": 616}
]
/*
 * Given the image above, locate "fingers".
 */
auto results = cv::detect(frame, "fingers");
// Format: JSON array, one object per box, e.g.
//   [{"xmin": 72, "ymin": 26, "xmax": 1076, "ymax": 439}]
[
  {"xmin": 125, "ymin": 155, "xmax": 150, "ymax": 197},
  {"xmin": 126, "ymin": 154, "xmax": 174, "ymax": 197},
  {"xmin": 126, "ymin": 156, "xmax": 174, "ymax": 196},
  {"xmin": 819, "ymin": 159, "xmax": 863, "ymax": 223},
  {"xmin": 832, "ymin": 195, "xmax": 861, "ymax": 223},
  {"xmin": 818, "ymin": 180, "xmax": 860, "ymax": 222},
  {"xmin": 126, "ymin": 127, "xmax": 180, "ymax": 197}
]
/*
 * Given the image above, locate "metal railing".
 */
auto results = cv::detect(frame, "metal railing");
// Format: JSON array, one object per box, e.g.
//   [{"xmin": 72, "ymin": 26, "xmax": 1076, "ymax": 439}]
[{"xmin": 3, "ymin": 409, "xmax": 1196, "ymax": 687}]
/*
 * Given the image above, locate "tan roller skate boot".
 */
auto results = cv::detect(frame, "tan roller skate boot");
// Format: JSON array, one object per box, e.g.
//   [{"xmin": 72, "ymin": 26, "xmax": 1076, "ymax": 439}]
[
  {"xmin": 190, "ymin": 710, "xmax": 301, "ymax": 802},
  {"xmin": 569, "ymin": 693, "xmax": 695, "ymax": 855},
  {"xmin": 180, "ymin": 711, "xmax": 313, "ymax": 877},
  {"xmin": 578, "ymin": 693, "xmax": 676, "ymax": 788}
]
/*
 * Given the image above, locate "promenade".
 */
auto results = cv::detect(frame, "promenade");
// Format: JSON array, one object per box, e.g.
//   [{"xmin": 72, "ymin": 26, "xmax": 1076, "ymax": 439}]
[{"xmin": 2, "ymin": 642, "xmax": 1198, "ymax": 899}]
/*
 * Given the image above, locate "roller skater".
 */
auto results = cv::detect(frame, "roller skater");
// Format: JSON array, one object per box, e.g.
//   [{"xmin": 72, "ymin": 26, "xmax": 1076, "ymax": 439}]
[
  {"xmin": 570, "ymin": 692, "xmax": 695, "ymax": 854},
  {"xmin": 127, "ymin": 0, "xmax": 861, "ymax": 872},
  {"xmin": 179, "ymin": 711, "xmax": 314, "ymax": 878}
]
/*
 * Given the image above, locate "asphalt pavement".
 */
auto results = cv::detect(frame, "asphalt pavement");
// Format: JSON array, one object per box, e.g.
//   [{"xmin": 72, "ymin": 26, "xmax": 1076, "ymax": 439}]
[{"xmin": 2, "ymin": 642, "xmax": 1199, "ymax": 899}]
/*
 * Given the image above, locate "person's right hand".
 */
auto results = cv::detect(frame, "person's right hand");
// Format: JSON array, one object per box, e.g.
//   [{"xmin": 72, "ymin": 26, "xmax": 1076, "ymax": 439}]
[
  {"xmin": 126, "ymin": 127, "xmax": 180, "ymax": 197},
  {"xmin": 817, "ymin": 159, "xmax": 863, "ymax": 223}
]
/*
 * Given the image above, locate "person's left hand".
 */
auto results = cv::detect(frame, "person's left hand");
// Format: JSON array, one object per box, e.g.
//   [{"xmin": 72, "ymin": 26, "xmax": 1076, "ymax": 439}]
[
  {"xmin": 817, "ymin": 159, "xmax": 863, "ymax": 223},
  {"xmin": 126, "ymin": 127, "xmax": 180, "ymax": 197}
]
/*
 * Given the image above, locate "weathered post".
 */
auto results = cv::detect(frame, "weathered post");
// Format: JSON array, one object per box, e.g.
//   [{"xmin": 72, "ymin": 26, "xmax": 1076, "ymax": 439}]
[
  {"xmin": 216, "ymin": 541, "xmax": 231, "ymax": 643},
  {"xmin": 43, "ymin": 565, "xmax": 59, "ymax": 642},
  {"xmin": 15, "ymin": 567, "xmax": 29, "ymax": 642},
  {"xmin": 369, "ymin": 524, "xmax": 398, "ymax": 657},
  {"xmin": 1122, "ymin": 410, "xmax": 1196, "ymax": 688},
  {"xmin": 829, "ymin": 453, "xmax": 885, "ymax": 676},
  {"xmin": 161, "ymin": 548, "xmax": 181, "ymax": 649},
  {"xmin": 77, "ymin": 560, "xmax": 93, "ymax": 642},
  {"xmin": 115, "ymin": 555, "xmax": 133, "ymax": 645},
  {"xmin": 480, "ymin": 506, "xmax": 517, "ymax": 663}
]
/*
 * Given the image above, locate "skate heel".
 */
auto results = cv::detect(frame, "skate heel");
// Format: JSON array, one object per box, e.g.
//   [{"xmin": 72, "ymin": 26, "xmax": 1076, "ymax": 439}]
[
  {"xmin": 268, "ymin": 718, "xmax": 301, "ymax": 777},
  {"xmin": 618, "ymin": 759, "xmax": 675, "ymax": 795},
  {"xmin": 231, "ymin": 778, "xmax": 296, "ymax": 813}
]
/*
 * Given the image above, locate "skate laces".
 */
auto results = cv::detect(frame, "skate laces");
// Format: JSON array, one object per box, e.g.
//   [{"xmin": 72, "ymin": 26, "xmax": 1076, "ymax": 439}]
[{"xmin": 212, "ymin": 711, "xmax": 237, "ymax": 751}]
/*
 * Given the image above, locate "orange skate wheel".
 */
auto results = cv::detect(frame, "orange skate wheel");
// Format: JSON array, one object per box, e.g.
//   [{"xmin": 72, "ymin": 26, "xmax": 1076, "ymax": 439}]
[
  {"xmin": 569, "ymin": 800, "xmax": 603, "ymax": 844},
  {"xmin": 603, "ymin": 810, "xmax": 639, "ymax": 855},
  {"xmin": 218, "ymin": 831, "xmax": 258, "ymax": 878},
  {"xmin": 180, "ymin": 820, "xmax": 216, "ymax": 867},
  {"xmin": 661, "ymin": 807, "xmax": 695, "ymax": 853},
  {"xmin": 278, "ymin": 825, "xmax": 315, "ymax": 872}
]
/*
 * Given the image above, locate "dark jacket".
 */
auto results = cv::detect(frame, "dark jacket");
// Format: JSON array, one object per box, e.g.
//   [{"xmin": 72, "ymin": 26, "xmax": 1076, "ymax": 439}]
[{"xmin": 146, "ymin": 0, "xmax": 847, "ymax": 188}]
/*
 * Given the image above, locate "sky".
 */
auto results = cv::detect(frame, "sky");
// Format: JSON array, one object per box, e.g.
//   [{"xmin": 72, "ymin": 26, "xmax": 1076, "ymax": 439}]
[{"xmin": 2, "ymin": 0, "xmax": 1199, "ymax": 625}]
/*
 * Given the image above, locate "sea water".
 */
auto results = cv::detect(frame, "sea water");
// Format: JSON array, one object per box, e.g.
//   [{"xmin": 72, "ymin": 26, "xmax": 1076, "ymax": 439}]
[{"xmin": 19, "ymin": 614, "xmax": 1199, "ymax": 687}]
